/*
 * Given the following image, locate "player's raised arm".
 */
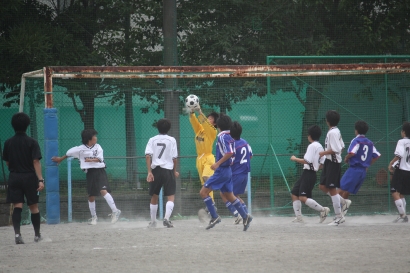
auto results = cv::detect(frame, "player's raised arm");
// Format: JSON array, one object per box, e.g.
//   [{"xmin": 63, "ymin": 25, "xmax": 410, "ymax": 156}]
[{"xmin": 189, "ymin": 110, "xmax": 203, "ymax": 135}]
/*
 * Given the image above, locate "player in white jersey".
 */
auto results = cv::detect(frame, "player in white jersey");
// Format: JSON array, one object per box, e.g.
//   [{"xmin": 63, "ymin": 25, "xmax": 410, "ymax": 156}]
[
  {"xmin": 145, "ymin": 119, "xmax": 179, "ymax": 228},
  {"xmin": 290, "ymin": 125, "xmax": 330, "ymax": 223},
  {"xmin": 52, "ymin": 129, "xmax": 121, "ymax": 225},
  {"xmin": 318, "ymin": 110, "xmax": 347, "ymax": 226},
  {"xmin": 388, "ymin": 121, "xmax": 410, "ymax": 223}
]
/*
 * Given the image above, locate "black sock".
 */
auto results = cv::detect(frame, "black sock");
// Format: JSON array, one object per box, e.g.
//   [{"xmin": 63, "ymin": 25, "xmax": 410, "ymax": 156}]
[
  {"xmin": 31, "ymin": 212, "xmax": 41, "ymax": 236},
  {"xmin": 12, "ymin": 208, "xmax": 22, "ymax": 235}
]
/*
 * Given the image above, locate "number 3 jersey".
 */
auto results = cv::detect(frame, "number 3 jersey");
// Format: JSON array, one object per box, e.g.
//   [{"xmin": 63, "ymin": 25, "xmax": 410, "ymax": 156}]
[
  {"xmin": 347, "ymin": 135, "xmax": 380, "ymax": 168},
  {"xmin": 394, "ymin": 137, "xmax": 410, "ymax": 171},
  {"xmin": 231, "ymin": 138, "xmax": 253, "ymax": 175},
  {"xmin": 145, "ymin": 134, "xmax": 178, "ymax": 170},
  {"xmin": 66, "ymin": 144, "xmax": 106, "ymax": 170}
]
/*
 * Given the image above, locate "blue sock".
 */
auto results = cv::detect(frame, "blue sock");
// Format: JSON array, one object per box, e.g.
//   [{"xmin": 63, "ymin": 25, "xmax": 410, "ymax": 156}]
[
  {"xmin": 241, "ymin": 203, "xmax": 248, "ymax": 214},
  {"xmin": 204, "ymin": 197, "xmax": 218, "ymax": 218},
  {"xmin": 225, "ymin": 201, "xmax": 238, "ymax": 216},
  {"xmin": 232, "ymin": 199, "xmax": 248, "ymax": 218}
]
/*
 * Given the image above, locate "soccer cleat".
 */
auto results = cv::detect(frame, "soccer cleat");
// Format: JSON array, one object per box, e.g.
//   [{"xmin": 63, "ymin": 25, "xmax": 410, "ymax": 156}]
[
  {"xmin": 319, "ymin": 207, "xmax": 330, "ymax": 223},
  {"xmin": 110, "ymin": 209, "xmax": 121, "ymax": 224},
  {"xmin": 88, "ymin": 216, "xmax": 98, "ymax": 225},
  {"xmin": 292, "ymin": 215, "xmax": 305, "ymax": 223},
  {"xmin": 393, "ymin": 215, "xmax": 408, "ymax": 223},
  {"xmin": 234, "ymin": 214, "xmax": 243, "ymax": 225},
  {"xmin": 163, "ymin": 219, "xmax": 174, "ymax": 228},
  {"xmin": 206, "ymin": 216, "xmax": 221, "ymax": 230},
  {"xmin": 34, "ymin": 234, "xmax": 42, "ymax": 242},
  {"xmin": 147, "ymin": 221, "xmax": 157, "ymax": 228},
  {"xmin": 342, "ymin": 199, "xmax": 352, "ymax": 216},
  {"xmin": 328, "ymin": 215, "xmax": 345, "ymax": 226},
  {"xmin": 15, "ymin": 234, "xmax": 24, "ymax": 244},
  {"xmin": 243, "ymin": 215, "xmax": 253, "ymax": 231}
]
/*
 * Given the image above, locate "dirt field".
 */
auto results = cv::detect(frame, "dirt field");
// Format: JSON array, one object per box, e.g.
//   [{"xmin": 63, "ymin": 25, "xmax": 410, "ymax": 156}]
[{"xmin": 0, "ymin": 215, "xmax": 409, "ymax": 273}]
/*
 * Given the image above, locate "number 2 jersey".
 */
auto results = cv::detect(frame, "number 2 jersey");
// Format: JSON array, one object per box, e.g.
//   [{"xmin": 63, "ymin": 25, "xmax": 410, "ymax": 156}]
[
  {"xmin": 231, "ymin": 138, "xmax": 253, "ymax": 175},
  {"xmin": 66, "ymin": 143, "xmax": 106, "ymax": 170},
  {"xmin": 145, "ymin": 134, "xmax": 178, "ymax": 170},
  {"xmin": 394, "ymin": 137, "xmax": 410, "ymax": 171},
  {"xmin": 346, "ymin": 135, "xmax": 380, "ymax": 168}
]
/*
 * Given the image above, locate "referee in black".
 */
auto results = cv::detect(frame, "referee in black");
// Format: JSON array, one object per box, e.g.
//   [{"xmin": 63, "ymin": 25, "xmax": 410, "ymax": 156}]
[{"xmin": 3, "ymin": 112, "xmax": 45, "ymax": 244}]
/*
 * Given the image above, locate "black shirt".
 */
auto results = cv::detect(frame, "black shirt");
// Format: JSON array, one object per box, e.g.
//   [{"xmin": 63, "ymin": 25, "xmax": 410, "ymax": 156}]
[{"xmin": 2, "ymin": 132, "xmax": 42, "ymax": 173}]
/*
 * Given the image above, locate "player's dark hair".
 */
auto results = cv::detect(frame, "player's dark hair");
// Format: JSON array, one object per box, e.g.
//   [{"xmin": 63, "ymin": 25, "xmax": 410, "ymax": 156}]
[
  {"xmin": 230, "ymin": 121, "xmax": 242, "ymax": 140},
  {"xmin": 216, "ymin": 113, "xmax": 232, "ymax": 131},
  {"xmin": 81, "ymin": 129, "xmax": 98, "ymax": 145},
  {"xmin": 308, "ymin": 125, "xmax": 321, "ymax": 141},
  {"xmin": 11, "ymin": 112, "xmax": 30, "ymax": 132},
  {"xmin": 402, "ymin": 122, "xmax": 410, "ymax": 137},
  {"xmin": 157, "ymin": 118, "xmax": 171, "ymax": 134},
  {"xmin": 325, "ymin": 110, "xmax": 340, "ymax": 126},
  {"xmin": 355, "ymin": 121, "xmax": 369, "ymax": 135},
  {"xmin": 207, "ymin": 112, "xmax": 219, "ymax": 126}
]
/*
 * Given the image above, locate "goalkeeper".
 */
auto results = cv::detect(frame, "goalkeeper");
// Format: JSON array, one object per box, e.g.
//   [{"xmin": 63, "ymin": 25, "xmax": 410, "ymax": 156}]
[{"xmin": 189, "ymin": 104, "xmax": 219, "ymax": 210}]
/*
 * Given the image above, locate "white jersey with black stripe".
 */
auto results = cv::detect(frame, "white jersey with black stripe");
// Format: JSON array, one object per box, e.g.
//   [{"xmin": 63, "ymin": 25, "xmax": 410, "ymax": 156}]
[
  {"xmin": 394, "ymin": 138, "xmax": 410, "ymax": 171},
  {"xmin": 303, "ymin": 141, "xmax": 325, "ymax": 171},
  {"xmin": 66, "ymin": 144, "xmax": 105, "ymax": 170},
  {"xmin": 145, "ymin": 134, "xmax": 178, "ymax": 170},
  {"xmin": 324, "ymin": 127, "xmax": 345, "ymax": 163}
]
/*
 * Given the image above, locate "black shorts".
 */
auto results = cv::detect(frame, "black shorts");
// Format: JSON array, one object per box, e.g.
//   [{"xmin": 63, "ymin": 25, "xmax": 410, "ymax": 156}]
[
  {"xmin": 6, "ymin": 172, "xmax": 39, "ymax": 206},
  {"xmin": 390, "ymin": 169, "xmax": 410, "ymax": 195},
  {"xmin": 291, "ymin": 170, "xmax": 317, "ymax": 198},
  {"xmin": 149, "ymin": 167, "xmax": 176, "ymax": 197},
  {"xmin": 320, "ymin": 159, "xmax": 341, "ymax": 188},
  {"xmin": 86, "ymin": 168, "xmax": 111, "ymax": 197}
]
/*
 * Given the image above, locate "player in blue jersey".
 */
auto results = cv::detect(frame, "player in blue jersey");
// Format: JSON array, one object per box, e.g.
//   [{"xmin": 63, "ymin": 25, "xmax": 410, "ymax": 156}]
[
  {"xmin": 199, "ymin": 114, "xmax": 253, "ymax": 231},
  {"xmin": 219, "ymin": 121, "xmax": 252, "ymax": 224},
  {"xmin": 290, "ymin": 125, "xmax": 330, "ymax": 224},
  {"xmin": 388, "ymin": 121, "xmax": 410, "ymax": 223},
  {"xmin": 338, "ymin": 121, "xmax": 381, "ymax": 217}
]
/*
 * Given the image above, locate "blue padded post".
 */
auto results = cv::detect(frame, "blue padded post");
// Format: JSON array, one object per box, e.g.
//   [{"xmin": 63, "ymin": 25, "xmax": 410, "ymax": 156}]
[{"xmin": 44, "ymin": 108, "xmax": 60, "ymax": 224}]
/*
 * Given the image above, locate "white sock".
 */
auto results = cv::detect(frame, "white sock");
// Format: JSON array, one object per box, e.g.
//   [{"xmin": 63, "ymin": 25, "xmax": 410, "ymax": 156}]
[
  {"xmin": 88, "ymin": 201, "xmax": 96, "ymax": 217},
  {"xmin": 331, "ymin": 195, "xmax": 342, "ymax": 216},
  {"xmin": 293, "ymin": 200, "xmax": 302, "ymax": 216},
  {"xmin": 395, "ymin": 199, "xmax": 405, "ymax": 215},
  {"xmin": 339, "ymin": 194, "xmax": 346, "ymax": 206},
  {"xmin": 401, "ymin": 198, "xmax": 407, "ymax": 214},
  {"xmin": 150, "ymin": 204, "xmax": 158, "ymax": 222},
  {"xmin": 305, "ymin": 198, "xmax": 324, "ymax": 212},
  {"xmin": 164, "ymin": 201, "xmax": 174, "ymax": 220},
  {"xmin": 103, "ymin": 193, "xmax": 118, "ymax": 212}
]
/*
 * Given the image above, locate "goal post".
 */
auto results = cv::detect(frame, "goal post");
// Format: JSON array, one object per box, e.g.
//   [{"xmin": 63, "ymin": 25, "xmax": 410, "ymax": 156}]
[{"xmin": 18, "ymin": 57, "xmax": 410, "ymax": 223}]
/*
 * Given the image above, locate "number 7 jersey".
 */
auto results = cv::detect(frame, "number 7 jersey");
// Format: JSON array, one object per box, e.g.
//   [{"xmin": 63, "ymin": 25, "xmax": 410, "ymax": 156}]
[
  {"xmin": 347, "ymin": 135, "xmax": 380, "ymax": 168},
  {"xmin": 145, "ymin": 134, "xmax": 178, "ymax": 170},
  {"xmin": 231, "ymin": 138, "xmax": 253, "ymax": 175}
]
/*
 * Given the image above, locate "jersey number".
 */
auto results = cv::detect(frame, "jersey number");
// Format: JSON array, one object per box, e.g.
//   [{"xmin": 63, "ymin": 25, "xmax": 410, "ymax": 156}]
[
  {"xmin": 361, "ymin": 145, "xmax": 368, "ymax": 161},
  {"xmin": 406, "ymin": 147, "xmax": 410, "ymax": 163},
  {"xmin": 157, "ymin": 143, "xmax": 166, "ymax": 159},
  {"xmin": 240, "ymin": 147, "xmax": 247, "ymax": 164}
]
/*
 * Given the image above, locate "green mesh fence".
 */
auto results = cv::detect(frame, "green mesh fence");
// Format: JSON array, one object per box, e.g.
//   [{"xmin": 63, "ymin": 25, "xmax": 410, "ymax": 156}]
[{"xmin": 1, "ymin": 55, "xmax": 410, "ymax": 223}]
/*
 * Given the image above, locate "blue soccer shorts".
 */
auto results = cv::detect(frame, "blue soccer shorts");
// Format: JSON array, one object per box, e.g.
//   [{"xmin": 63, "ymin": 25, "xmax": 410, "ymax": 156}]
[
  {"xmin": 340, "ymin": 166, "xmax": 367, "ymax": 194},
  {"xmin": 232, "ymin": 172, "xmax": 248, "ymax": 196},
  {"xmin": 204, "ymin": 166, "xmax": 233, "ymax": 193}
]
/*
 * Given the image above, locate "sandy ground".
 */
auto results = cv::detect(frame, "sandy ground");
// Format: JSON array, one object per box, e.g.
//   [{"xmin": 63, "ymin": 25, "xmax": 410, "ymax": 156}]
[{"xmin": 0, "ymin": 215, "xmax": 409, "ymax": 273}]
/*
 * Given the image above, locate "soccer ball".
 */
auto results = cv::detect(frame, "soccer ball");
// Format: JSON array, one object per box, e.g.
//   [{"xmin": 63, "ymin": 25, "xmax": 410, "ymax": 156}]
[{"xmin": 185, "ymin": 94, "xmax": 199, "ymax": 109}]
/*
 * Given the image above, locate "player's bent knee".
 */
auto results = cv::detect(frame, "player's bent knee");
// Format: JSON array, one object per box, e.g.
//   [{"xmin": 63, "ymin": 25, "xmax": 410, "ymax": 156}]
[{"xmin": 299, "ymin": 196, "xmax": 308, "ymax": 203}]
